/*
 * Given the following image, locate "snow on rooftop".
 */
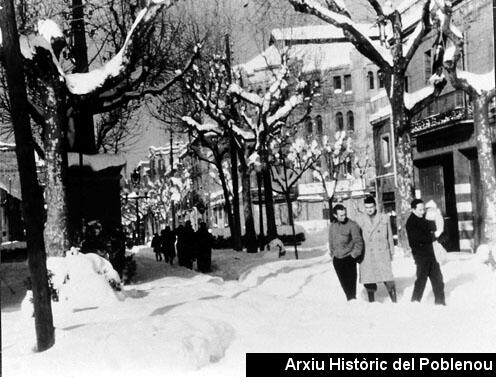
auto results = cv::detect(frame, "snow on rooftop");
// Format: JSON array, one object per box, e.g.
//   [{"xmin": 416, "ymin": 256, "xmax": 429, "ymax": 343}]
[
  {"xmin": 271, "ymin": 23, "xmax": 378, "ymax": 42},
  {"xmin": 369, "ymin": 104, "xmax": 392, "ymax": 123},
  {"xmin": 457, "ymin": 70, "xmax": 495, "ymax": 95},
  {"xmin": 67, "ymin": 153, "xmax": 126, "ymax": 171},
  {"xmin": 241, "ymin": 42, "xmax": 353, "ymax": 75}
]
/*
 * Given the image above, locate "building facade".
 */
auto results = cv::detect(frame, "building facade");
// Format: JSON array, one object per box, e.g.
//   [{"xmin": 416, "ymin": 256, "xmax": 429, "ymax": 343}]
[{"xmin": 371, "ymin": 0, "xmax": 495, "ymax": 252}]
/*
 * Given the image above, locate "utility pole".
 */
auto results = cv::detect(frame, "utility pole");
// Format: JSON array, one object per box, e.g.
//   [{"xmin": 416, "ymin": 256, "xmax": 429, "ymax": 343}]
[
  {"xmin": 225, "ymin": 34, "xmax": 242, "ymax": 251},
  {"xmin": 169, "ymin": 126, "xmax": 176, "ymax": 230}
]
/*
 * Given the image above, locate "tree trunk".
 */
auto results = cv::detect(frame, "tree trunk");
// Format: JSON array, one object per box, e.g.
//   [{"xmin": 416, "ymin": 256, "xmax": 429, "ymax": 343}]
[
  {"xmin": 262, "ymin": 165, "xmax": 278, "ymax": 240},
  {"xmin": 240, "ymin": 166, "xmax": 257, "ymax": 253},
  {"xmin": 394, "ymin": 130, "xmax": 415, "ymax": 250},
  {"xmin": 40, "ymin": 82, "xmax": 70, "ymax": 256},
  {"xmin": 473, "ymin": 96, "xmax": 496, "ymax": 247},
  {"xmin": 217, "ymin": 159, "xmax": 236, "ymax": 246},
  {"xmin": 389, "ymin": 71, "xmax": 414, "ymax": 251},
  {"xmin": 286, "ymin": 192, "xmax": 298, "ymax": 259},
  {"xmin": 230, "ymin": 136, "xmax": 242, "ymax": 250},
  {"xmin": 256, "ymin": 171, "xmax": 265, "ymax": 250},
  {"xmin": 1, "ymin": 0, "xmax": 55, "ymax": 351}
]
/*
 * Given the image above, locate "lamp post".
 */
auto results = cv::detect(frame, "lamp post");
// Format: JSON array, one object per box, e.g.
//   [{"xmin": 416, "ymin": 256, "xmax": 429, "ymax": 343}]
[{"xmin": 129, "ymin": 168, "xmax": 148, "ymax": 244}]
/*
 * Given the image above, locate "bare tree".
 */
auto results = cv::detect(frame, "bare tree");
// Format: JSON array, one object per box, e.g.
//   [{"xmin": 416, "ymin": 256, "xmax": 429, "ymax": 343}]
[
  {"xmin": 229, "ymin": 54, "xmax": 312, "ymax": 243},
  {"xmin": 182, "ymin": 117, "xmax": 236, "ymax": 243},
  {"xmin": 269, "ymin": 134, "xmax": 320, "ymax": 259}
]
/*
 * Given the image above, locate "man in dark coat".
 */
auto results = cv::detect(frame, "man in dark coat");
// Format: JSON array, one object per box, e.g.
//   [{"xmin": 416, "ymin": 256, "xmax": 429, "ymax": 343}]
[
  {"xmin": 182, "ymin": 221, "xmax": 196, "ymax": 269},
  {"xmin": 328, "ymin": 204, "xmax": 364, "ymax": 301},
  {"xmin": 161, "ymin": 226, "xmax": 176, "ymax": 265},
  {"xmin": 151, "ymin": 233, "xmax": 162, "ymax": 262},
  {"xmin": 196, "ymin": 222, "xmax": 213, "ymax": 273},
  {"xmin": 406, "ymin": 198, "xmax": 446, "ymax": 305}
]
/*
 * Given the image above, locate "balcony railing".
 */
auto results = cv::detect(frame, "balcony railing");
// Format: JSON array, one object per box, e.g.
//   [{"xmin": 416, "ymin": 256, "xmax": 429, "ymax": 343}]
[{"xmin": 411, "ymin": 90, "xmax": 472, "ymax": 134}]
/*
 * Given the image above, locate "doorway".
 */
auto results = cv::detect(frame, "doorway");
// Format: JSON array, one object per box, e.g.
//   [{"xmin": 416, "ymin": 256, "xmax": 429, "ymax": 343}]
[{"xmin": 415, "ymin": 154, "xmax": 460, "ymax": 251}]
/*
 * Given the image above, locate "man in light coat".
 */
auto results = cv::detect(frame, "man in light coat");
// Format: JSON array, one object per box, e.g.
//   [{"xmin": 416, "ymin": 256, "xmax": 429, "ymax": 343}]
[{"xmin": 356, "ymin": 196, "xmax": 397, "ymax": 303}]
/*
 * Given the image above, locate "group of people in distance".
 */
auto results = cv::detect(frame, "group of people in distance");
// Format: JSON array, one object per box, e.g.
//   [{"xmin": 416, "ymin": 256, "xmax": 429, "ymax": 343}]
[
  {"xmin": 329, "ymin": 196, "xmax": 446, "ymax": 305},
  {"xmin": 151, "ymin": 220, "xmax": 214, "ymax": 273}
]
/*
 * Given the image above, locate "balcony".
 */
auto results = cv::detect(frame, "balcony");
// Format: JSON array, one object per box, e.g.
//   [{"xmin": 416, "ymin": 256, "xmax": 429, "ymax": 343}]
[{"xmin": 411, "ymin": 90, "xmax": 472, "ymax": 135}]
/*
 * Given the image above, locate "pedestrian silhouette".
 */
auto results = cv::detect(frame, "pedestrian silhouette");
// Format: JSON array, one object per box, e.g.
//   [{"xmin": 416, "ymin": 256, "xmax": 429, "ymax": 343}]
[{"xmin": 196, "ymin": 222, "xmax": 213, "ymax": 273}]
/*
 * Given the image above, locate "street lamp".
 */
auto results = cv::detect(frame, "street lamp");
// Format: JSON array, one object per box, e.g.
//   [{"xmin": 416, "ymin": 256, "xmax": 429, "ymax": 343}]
[{"xmin": 128, "ymin": 168, "xmax": 149, "ymax": 244}]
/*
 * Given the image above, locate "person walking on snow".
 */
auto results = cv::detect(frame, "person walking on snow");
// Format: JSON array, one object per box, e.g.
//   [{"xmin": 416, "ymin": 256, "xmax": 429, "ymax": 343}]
[
  {"xmin": 406, "ymin": 199, "xmax": 446, "ymax": 305},
  {"xmin": 328, "ymin": 204, "xmax": 364, "ymax": 301},
  {"xmin": 356, "ymin": 196, "xmax": 397, "ymax": 303},
  {"xmin": 151, "ymin": 233, "xmax": 162, "ymax": 262}
]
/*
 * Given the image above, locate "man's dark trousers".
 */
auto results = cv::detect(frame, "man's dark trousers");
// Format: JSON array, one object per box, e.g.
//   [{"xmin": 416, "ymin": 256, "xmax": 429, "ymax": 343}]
[
  {"xmin": 412, "ymin": 255, "xmax": 445, "ymax": 305},
  {"xmin": 333, "ymin": 256, "xmax": 357, "ymax": 300}
]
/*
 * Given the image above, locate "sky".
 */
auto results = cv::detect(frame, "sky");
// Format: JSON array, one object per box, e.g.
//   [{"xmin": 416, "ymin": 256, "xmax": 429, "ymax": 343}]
[{"xmin": 2, "ymin": 219, "xmax": 496, "ymax": 377}]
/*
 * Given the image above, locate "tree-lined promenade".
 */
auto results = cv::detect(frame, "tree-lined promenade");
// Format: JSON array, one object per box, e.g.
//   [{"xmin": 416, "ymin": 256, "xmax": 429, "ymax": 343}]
[{"xmin": 0, "ymin": 0, "xmax": 494, "ymax": 351}]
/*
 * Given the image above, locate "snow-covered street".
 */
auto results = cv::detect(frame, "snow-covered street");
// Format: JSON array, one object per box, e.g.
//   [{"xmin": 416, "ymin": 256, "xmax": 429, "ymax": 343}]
[{"xmin": 2, "ymin": 231, "xmax": 496, "ymax": 377}]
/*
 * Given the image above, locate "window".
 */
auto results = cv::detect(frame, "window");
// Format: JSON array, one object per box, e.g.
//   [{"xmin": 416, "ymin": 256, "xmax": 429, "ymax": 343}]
[
  {"xmin": 347, "ymin": 111, "xmax": 354, "ymax": 131},
  {"xmin": 336, "ymin": 112, "xmax": 344, "ymax": 131},
  {"xmin": 381, "ymin": 134, "xmax": 391, "ymax": 166},
  {"xmin": 367, "ymin": 71, "xmax": 374, "ymax": 90},
  {"xmin": 344, "ymin": 74, "xmax": 352, "ymax": 92},
  {"xmin": 315, "ymin": 115, "xmax": 323, "ymax": 136},
  {"xmin": 305, "ymin": 117, "xmax": 313, "ymax": 136},
  {"xmin": 333, "ymin": 76, "xmax": 342, "ymax": 91},
  {"xmin": 424, "ymin": 50, "xmax": 432, "ymax": 82},
  {"xmin": 378, "ymin": 70, "xmax": 385, "ymax": 88}
]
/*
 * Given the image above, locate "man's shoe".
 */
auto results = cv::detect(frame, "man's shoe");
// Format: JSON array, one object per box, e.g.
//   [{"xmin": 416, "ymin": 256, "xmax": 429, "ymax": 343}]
[
  {"xmin": 388, "ymin": 287, "xmax": 397, "ymax": 303},
  {"xmin": 367, "ymin": 291, "xmax": 375, "ymax": 302}
]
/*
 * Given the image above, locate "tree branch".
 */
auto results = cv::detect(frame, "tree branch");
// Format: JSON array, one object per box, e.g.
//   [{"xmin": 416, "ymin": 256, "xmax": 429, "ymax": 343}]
[
  {"xmin": 403, "ymin": 0, "xmax": 432, "ymax": 64},
  {"xmin": 288, "ymin": 0, "xmax": 392, "ymax": 69},
  {"xmin": 92, "ymin": 46, "xmax": 201, "ymax": 114}
]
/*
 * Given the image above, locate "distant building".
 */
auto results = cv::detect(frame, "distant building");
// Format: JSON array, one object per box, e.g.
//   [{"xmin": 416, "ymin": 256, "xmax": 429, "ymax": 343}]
[{"xmin": 0, "ymin": 141, "xmax": 25, "ymax": 243}]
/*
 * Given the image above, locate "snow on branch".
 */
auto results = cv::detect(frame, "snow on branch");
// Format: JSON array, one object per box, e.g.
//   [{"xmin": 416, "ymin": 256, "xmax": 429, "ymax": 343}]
[
  {"xmin": 65, "ymin": 0, "xmax": 178, "ymax": 96},
  {"xmin": 228, "ymin": 84, "xmax": 263, "ymax": 107},
  {"xmin": 261, "ymin": 64, "xmax": 289, "ymax": 114},
  {"xmin": 405, "ymin": 73, "xmax": 446, "ymax": 117},
  {"xmin": 403, "ymin": 0, "xmax": 432, "ymax": 64},
  {"xmin": 289, "ymin": 0, "xmax": 393, "ymax": 68},
  {"xmin": 231, "ymin": 122, "xmax": 255, "ymax": 141},
  {"xmin": 94, "ymin": 45, "xmax": 202, "ymax": 113},
  {"xmin": 182, "ymin": 116, "xmax": 223, "ymax": 136},
  {"xmin": 456, "ymin": 70, "xmax": 496, "ymax": 96},
  {"xmin": 266, "ymin": 94, "xmax": 304, "ymax": 127}
]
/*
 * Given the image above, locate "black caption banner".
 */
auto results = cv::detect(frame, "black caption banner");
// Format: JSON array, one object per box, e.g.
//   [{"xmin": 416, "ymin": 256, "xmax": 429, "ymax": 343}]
[{"xmin": 246, "ymin": 353, "xmax": 496, "ymax": 376}]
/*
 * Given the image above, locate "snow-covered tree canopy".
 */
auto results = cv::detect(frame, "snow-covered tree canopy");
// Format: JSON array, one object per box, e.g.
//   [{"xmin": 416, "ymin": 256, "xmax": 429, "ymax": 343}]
[
  {"xmin": 229, "ymin": 56, "xmax": 312, "ymax": 152},
  {"xmin": 269, "ymin": 133, "xmax": 320, "ymax": 194}
]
